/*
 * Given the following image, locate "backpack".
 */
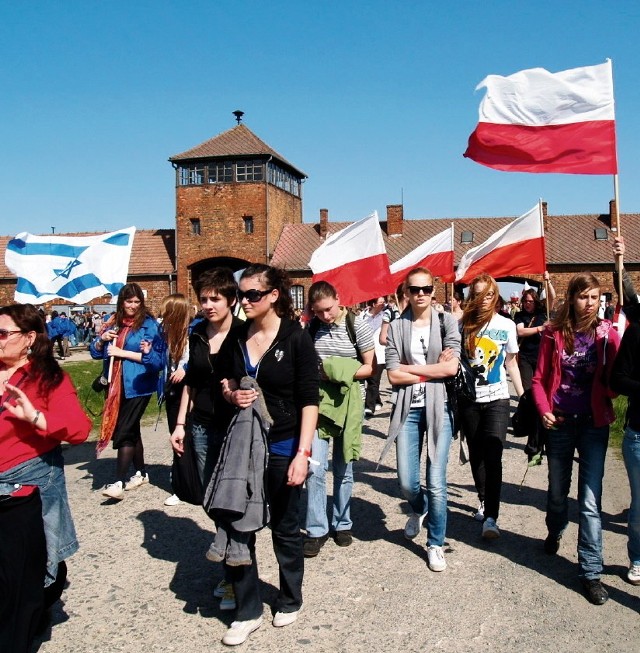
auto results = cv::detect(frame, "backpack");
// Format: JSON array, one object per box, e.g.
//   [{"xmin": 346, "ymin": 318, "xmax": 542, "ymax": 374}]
[{"xmin": 308, "ymin": 311, "xmax": 363, "ymax": 363}]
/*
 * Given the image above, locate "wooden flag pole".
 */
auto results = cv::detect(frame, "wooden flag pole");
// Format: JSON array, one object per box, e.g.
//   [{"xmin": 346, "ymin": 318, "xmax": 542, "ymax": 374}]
[
  {"xmin": 538, "ymin": 199, "xmax": 550, "ymax": 319},
  {"xmin": 614, "ymin": 174, "xmax": 624, "ymax": 306}
]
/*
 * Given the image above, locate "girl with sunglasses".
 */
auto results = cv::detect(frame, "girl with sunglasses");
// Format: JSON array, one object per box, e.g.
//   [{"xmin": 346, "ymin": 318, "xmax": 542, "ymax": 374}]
[
  {"xmin": 216, "ymin": 264, "xmax": 318, "ymax": 646},
  {"xmin": 459, "ymin": 273, "xmax": 524, "ymax": 538},
  {"xmin": 0, "ymin": 304, "xmax": 91, "ymax": 650},
  {"xmin": 384, "ymin": 268, "xmax": 460, "ymax": 571}
]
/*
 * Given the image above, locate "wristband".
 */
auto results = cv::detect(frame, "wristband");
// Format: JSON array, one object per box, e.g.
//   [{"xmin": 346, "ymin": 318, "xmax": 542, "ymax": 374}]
[
  {"xmin": 296, "ymin": 448, "xmax": 311, "ymax": 458},
  {"xmin": 418, "ymin": 375, "xmax": 427, "ymax": 383},
  {"xmin": 32, "ymin": 410, "xmax": 41, "ymax": 425},
  {"xmin": 175, "ymin": 422, "xmax": 185, "ymax": 427}
]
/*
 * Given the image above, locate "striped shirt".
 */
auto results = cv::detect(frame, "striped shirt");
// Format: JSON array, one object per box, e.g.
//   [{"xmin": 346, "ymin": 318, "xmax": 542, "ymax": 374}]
[{"xmin": 312, "ymin": 309, "xmax": 375, "ymax": 361}]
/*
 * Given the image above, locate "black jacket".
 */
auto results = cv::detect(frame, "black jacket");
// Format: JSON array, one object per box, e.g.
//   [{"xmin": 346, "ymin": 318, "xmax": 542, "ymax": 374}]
[
  {"xmin": 216, "ymin": 317, "xmax": 319, "ymax": 443},
  {"xmin": 610, "ymin": 321, "xmax": 640, "ymax": 431}
]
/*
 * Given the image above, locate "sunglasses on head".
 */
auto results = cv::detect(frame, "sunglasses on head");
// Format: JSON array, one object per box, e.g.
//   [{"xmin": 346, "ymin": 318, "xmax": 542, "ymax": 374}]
[
  {"xmin": 408, "ymin": 285, "xmax": 434, "ymax": 295},
  {"xmin": 0, "ymin": 329, "xmax": 23, "ymax": 340},
  {"xmin": 237, "ymin": 288, "xmax": 273, "ymax": 303}
]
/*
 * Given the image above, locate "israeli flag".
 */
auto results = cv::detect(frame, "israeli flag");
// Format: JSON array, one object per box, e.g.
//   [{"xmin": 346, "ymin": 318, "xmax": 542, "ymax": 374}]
[{"xmin": 5, "ymin": 227, "xmax": 136, "ymax": 304}]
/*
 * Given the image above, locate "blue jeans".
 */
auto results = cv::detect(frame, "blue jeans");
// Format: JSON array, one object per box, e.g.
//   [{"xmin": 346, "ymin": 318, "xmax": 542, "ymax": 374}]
[
  {"xmin": 190, "ymin": 420, "xmax": 225, "ymax": 489},
  {"xmin": 396, "ymin": 404, "xmax": 453, "ymax": 547},
  {"xmin": 545, "ymin": 416, "xmax": 609, "ymax": 579},
  {"xmin": 305, "ymin": 431, "xmax": 353, "ymax": 537},
  {"xmin": 623, "ymin": 427, "xmax": 640, "ymax": 566}
]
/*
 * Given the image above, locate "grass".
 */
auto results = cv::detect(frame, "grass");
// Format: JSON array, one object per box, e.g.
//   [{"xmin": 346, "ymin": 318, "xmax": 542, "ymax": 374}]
[
  {"xmin": 611, "ymin": 394, "xmax": 627, "ymax": 452},
  {"xmin": 64, "ymin": 359, "xmax": 162, "ymax": 435}
]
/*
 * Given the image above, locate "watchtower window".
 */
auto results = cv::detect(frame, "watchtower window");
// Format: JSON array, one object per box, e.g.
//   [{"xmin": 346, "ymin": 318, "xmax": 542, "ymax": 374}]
[
  {"xmin": 190, "ymin": 219, "xmax": 201, "ymax": 236},
  {"xmin": 236, "ymin": 160, "xmax": 264, "ymax": 182},
  {"xmin": 243, "ymin": 216, "xmax": 254, "ymax": 234}
]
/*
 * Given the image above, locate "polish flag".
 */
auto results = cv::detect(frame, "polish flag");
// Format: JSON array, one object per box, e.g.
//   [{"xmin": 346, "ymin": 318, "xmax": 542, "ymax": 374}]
[
  {"xmin": 389, "ymin": 227, "xmax": 454, "ymax": 285},
  {"xmin": 612, "ymin": 304, "xmax": 629, "ymax": 337},
  {"xmin": 455, "ymin": 204, "xmax": 546, "ymax": 284},
  {"xmin": 464, "ymin": 61, "xmax": 617, "ymax": 174},
  {"xmin": 309, "ymin": 211, "xmax": 394, "ymax": 305}
]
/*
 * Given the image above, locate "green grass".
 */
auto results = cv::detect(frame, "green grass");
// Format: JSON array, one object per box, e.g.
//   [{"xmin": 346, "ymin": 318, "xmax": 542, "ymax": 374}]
[
  {"xmin": 64, "ymin": 360, "xmax": 162, "ymax": 435},
  {"xmin": 611, "ymin": 394, "xmax": 627, "ymax": 452}
]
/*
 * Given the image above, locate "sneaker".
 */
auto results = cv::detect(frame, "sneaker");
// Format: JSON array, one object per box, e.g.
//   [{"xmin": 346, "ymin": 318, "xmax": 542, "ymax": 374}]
[
  {"xmin": 214, "ymin": 579, "xmax": 230, "ymax": 598},
  {"xmin": 404, "ymin": 512, "xmax": 427, "ymax": 540},
  {"xmin": 473, "ymin": 501, "xmax": 485, "ymax": 521},
  {"xmin": 334, "ymin": 530, "xmax": 353, "ymax": 547},
  {"xmin": 482, "ymin": 517, "xmax": 500, "ymax": 539},
  {"xmin": 272, "ymin": 605, "xmax": 302, "ymax": 627},
  {"xmin": 164, "ymin": 493, "xmax": 181, "ymax": 506},
  {"xmin": 221, "ymin": 617, "xmax": 263, "ymax": 646},
  {"xmin": 124, "ymin": 471, "xmax": 149, "ymax": 491},
  {"xmin": 427, "ymin": 545, "xmax": 447, "ymax": 572},
  {"xmin": 102, "ymin": 481, "xmax": 124, "ymax": 500},
  {"xmin": 303, "ymin": 534, "xmax": 328, "ymax": 558},
  {"xmin": 364, "ymin": 408, "xmax": 373, "ymax": 417},
  {"xmin": 219, "ymin": 584, "xmax": 237, "ymax": 611},
  {"xmin": 544, "ymin": 533, "xmax": 561, "ymax": 555},
  {"xmin": 581, "ymin": 578, "xmax": 609, "ymax": 605},
  {"xmin": 375, "ymin": 403, "xmax": 383, "ymax": 412},
  {"xmin": 627, "ymin": 563, "xmax": 640, "ymax": 586}
]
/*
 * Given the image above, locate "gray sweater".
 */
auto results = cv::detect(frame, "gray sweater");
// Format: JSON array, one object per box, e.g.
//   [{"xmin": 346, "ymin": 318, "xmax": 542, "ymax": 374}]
[{"xmin": 381, "ymin": 308, "xmax": 461, "ymax": 463}]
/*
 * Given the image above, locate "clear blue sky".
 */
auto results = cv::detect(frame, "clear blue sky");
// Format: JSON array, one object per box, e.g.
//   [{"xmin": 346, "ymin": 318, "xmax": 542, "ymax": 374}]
[{"xmin": 1, "ymin": 1, "xmax": 639, "ymax": 235}]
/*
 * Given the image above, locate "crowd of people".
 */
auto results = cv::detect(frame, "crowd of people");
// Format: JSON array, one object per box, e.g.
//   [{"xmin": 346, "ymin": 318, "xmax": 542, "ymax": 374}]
[{"xmin": 2, "ymin": 238, "xmax": 639, "ymax": 650}]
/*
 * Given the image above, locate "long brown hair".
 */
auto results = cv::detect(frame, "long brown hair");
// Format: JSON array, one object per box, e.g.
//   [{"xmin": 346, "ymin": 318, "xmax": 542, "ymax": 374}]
[
  {"xmin": 550, "ymin": 272, "xmax": 601, "ymax": 355},
  {"xmin": 461, "ymin": 273, "xmax": 500, "ymax": 355},
  {"xmin": 159, "ymin": 294, "xmax": 190, "ymax": 364},
  {"xmin": 114, "ymin": 283, "xmax": 149, "ymax": 331},
  {"xmin": 0, "ymin": 303, "xmax": 63, "ymax": 393}
]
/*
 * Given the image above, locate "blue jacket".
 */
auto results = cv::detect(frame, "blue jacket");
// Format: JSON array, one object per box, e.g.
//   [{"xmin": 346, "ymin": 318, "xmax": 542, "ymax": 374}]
[{"xmin": 89, "ymin": 315, "xmax": 163, "ymax": 398}]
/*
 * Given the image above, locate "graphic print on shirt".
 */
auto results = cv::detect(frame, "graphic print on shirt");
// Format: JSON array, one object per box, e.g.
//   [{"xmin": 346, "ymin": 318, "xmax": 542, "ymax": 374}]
[{"xmin": 473, "ymin": 329, "xmax": 507, "ymax": 385}]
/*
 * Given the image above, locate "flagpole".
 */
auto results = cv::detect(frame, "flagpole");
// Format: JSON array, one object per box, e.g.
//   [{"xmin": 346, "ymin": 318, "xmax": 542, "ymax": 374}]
[
  {"xmin": 539, "ymin": 199, "xmax": 550, "ymax": 318},
  {"xmin": 613, "ymin": 173, "xmax": 624, "ymax": 306},
  {"xmin": 450, "ymin": 222, "xmax": 455, "ymax": 306}
]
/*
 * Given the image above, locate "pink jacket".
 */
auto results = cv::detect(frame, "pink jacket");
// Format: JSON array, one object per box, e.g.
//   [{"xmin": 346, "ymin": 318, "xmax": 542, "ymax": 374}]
[{"xmin": 531, "ymin": 320, "xmax": 620, "ymax": 428}]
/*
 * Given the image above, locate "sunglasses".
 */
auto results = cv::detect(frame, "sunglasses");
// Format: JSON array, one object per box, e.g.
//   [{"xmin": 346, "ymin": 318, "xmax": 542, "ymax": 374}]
[
  {"xmin": 237, "ymin": 288, "xmax": 273, "ymax": 303},
  {"xmin": 408, "ymin": 285, "xmax": 434, "ymax": 295},
  {"xmin": 0, "ymin": 329, "xmax": 23, "ymax": 340}
]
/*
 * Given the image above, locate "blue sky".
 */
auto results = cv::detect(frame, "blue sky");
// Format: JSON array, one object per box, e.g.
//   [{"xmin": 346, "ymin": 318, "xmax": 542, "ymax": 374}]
[{"xmin": 1, "ymin": 1, "xmax": 639, "ymax": 235}]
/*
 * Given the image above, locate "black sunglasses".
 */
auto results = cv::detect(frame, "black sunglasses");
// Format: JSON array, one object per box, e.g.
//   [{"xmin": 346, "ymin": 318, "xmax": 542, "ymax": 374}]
[
  {"xmin": 408, "ymin": 285, "xmax": 434, "ymax": 295},
  {"xmin": 237, "ymin": 288, "xmax": 273, "ymax": 303}
]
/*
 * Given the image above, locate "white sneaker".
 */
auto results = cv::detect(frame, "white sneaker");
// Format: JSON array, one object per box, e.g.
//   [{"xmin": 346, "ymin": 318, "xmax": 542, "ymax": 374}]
[
  {"xmin": 221, "ymin": 617, "xmax": 263, "ymax": 646},
  {"xmin": 272, "ymin": 605, "xmax": 302, "ymax": 627},
  {"xmin": 205, "ymin": 541, "xmax": 219, "ymax": 562},
  {"xmin": 375, "ymin": 403, "xmax": 383, "ymax": 412},
  {"xmin": 627, "ymin": 563, "xmax": 640, "ymax": 586},
  {"xmin": 482, "ymin": 517, "xmax": 500, "ymax": 539},
  {"xmin": 404, "ymin": 512, "xmax": 427, "ymax": 540},
  {"xmin": 124, "ymin": 471, "xmax": 149, "ymax": 491},
  {"xmin": 102, "ymin": 481, "xmax": 124, "ymax": 500},
  {"xmin": 364, "ymin": 408, "xmax": 373, "ymax": 417},
  {"xmin": 164, "ymin": 494, "xmax": 181, "ymax": 506},
  {"xmin": 473, "ymin": 501, "xmax": 485, "ymax": 521},
  {"xmin": 427, "ymin": 545, "xmax": 447, "ymax": 572}
]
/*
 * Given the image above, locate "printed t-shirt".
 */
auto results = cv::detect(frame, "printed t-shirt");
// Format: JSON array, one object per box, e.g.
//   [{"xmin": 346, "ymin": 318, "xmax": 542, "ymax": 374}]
[{"xmin": 553, "ymin": 331, "xmax": 597, "ymax": 415}]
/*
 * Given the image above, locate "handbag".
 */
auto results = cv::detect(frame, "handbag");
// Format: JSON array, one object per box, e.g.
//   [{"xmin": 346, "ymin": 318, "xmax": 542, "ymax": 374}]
[{"xmin": 171, "ymin": 418, "xmax": 204, "ymax": 505}]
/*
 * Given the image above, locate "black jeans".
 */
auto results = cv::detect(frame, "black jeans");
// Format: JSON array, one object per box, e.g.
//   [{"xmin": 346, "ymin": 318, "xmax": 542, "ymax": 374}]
[
  {"xmin": 365, "ymin": 365, "xmax": 384, "ymax": 411},
  {"xmin": 229, "ymin": 454, "xmax": 304, "ymax": 620},
  {"xmin": 459, "ymin": 398, "xmax": 510, "ymax": 521}
]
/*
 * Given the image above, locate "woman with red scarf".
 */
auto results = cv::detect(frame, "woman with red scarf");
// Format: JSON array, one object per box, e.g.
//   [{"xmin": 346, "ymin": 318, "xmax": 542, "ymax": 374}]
[{"xmin": 90, "ymin": 283, "xmax": 163, "ymax": 500}]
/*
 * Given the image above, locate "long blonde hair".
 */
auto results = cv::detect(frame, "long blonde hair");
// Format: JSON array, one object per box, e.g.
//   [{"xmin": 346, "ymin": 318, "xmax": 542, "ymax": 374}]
[
  {"xmin": 550, "ymin": 272, "xmax": 601, "ymax": 355},
  {"xmin": 160, "ymin": 293, "xmax": 190, "ymax": 364},
  {"xmin": 461, "ymin": 273, "xmax": 500, "ymax": 355}
]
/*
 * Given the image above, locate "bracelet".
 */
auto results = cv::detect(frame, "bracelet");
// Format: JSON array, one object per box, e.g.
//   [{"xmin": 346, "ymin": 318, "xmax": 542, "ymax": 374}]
[
  {"xmin": 32, "ymin": 410, "xmax": 41, "ymax": 425},
  {"xmin": 175, "ymin": 422, "xmax": 185, "ymax": 427},
  {"xmin": 296, "ymin": 448, "xmax": 311, "ymax": 458},
  {"xmin": 418, "ymin": 375, "xmax": 427, "ymax": 383}
]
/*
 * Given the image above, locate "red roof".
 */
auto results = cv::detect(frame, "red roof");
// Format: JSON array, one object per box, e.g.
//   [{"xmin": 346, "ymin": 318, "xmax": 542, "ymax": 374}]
[
  {"xmin": 169, "ymin": 124, "xmax": 307, "ymax": 177},
  {"xmin": 271, "ymin": 213, "xmax": 640, "ymax": 271}
]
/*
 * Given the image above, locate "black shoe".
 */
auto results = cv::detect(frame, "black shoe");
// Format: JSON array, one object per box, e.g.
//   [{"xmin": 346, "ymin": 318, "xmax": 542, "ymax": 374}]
[
  {"xmin": 582, "ymin": 578, "xmax": 609, "ymax": 605},
  {"xmin": 544, "ymin": 533, "xmax": 561, "ymax": 555},
  {"xmin": 303, "ymin": 534, "xmax": 328, "ymax": 558},
  {"xmin": 334, "ymin": 530, "xmax": 353, "ymax": 547}
]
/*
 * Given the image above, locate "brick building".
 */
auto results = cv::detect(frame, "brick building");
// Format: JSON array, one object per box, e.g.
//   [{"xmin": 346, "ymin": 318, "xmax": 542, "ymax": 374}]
[{"xmin": 1, "ymin": 119, "xmax": 639, "ymax": 311}]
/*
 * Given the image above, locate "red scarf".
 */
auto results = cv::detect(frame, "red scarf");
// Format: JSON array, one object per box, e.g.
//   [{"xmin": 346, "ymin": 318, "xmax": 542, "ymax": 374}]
[{"xmin": 96, "ymin": 317, "xmax": 134, "ymax": 456}]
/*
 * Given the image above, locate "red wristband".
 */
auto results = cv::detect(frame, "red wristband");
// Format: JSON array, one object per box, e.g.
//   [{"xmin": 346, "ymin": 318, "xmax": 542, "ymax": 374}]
[
  {"xmin": 297, "ymin": 448, "xmax": 311, "ymax": 458},
  {"xmin": 418, "ymin": 375, "xmax": 427, "ymax": 383}
]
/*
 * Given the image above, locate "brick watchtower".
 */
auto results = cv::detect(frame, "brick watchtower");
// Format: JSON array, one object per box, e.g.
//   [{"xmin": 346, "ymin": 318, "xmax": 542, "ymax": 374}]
[{"xmin": 169, "ymin": 115, "xmax": 307, "ymax": 301}]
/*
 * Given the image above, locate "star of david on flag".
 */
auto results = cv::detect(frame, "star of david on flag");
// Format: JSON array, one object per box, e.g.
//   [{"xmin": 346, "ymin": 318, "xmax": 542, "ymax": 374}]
[{"xmin": 4, "ymin": 227, "xmax": 136, "ymax": 304}]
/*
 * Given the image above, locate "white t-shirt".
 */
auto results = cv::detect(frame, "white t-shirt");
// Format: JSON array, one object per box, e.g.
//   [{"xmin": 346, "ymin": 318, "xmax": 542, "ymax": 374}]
[
  {"xmin": 467, "ymin": 313, "xmax": 518, "ymax": 402},
  {"xmin": 409, "ymin": 325, "xmax": 430, "ymax": 407}
]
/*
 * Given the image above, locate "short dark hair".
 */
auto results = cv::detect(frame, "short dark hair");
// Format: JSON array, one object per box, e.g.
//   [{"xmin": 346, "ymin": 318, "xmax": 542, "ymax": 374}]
[
  {"xmin": 308, "ymin": 280, "xmax": 338, "ymax": 305},
  {"xmin": 194, "ymin": 268, "xmax": 237, "ymax": 305}
]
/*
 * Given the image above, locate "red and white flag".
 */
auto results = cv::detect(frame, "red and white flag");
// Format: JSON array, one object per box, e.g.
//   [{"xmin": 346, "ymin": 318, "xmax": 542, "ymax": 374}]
[
  {"xmin": 612, "ymin": 303, "xmax": 629, "ymax": 337},
  {"xmin": 389, "ymin": 226, "xmax": 454, "ymax": 285},
  {"xmin": 309, "ymin": 211, "xmax": 394, "ymax": 305},
  {"xmin": 455, "ymin": 204, "xmax": 546, "ymax": 284},
  {"xmin": 464, "ymin": 61, "xmax": 617, "ymax": 174}
]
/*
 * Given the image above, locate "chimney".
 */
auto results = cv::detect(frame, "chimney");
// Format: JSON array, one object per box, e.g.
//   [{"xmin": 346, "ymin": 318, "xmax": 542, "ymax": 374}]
[
  {"xmin": 387, "ymin": 204, "xmax": 403, "ymax": 236},
  {"xmin": 541, "ymin": 201, "xmax": 548, "ymax": 232},
  {"xmin": 609, "ymin": 199, "xmax": 619, "ymax": 232},
  {"xmin": 319, "ymin": 208, "xmax": 328, "ymax": 239}
]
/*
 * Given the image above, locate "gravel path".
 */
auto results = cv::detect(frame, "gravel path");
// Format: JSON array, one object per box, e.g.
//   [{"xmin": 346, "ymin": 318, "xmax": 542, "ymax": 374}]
[{"xmin": 34, "ymin": 377, "xmax": 639, "ymax": 652}]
